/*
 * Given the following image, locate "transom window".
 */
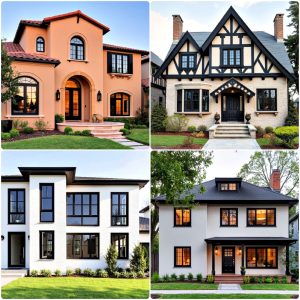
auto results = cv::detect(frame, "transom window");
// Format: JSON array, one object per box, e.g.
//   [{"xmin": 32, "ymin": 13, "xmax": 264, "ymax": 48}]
[
  {"xmin": 220, "ymin": 183, "xmax": 237, "ymax": 191},
  {"xmin": 247, "ymin": 208, "xmax": 276, "ymax": 226},
  {"xmin": 111, "ymin": 193, "xmax": 128, "ymax": 226},
  {"xmin": 40, "ymin": 231, "xmax": 54, "ymax": 259},
  {"xmin": 36, "ymin": 37, "xmax": 45, "ymax": 52},
  {"xmin": 67, "ymin": 193, "xmax": 99, "ymax": 226},
  {"xmin": 40, "ymin": 184, "xmax": 54, "ymax": 222},
  {"xmin": 220, "ymin": 208, "xmax": 238, "ymax": 226},
  {"xmin": 70, "ymin": 36, "xmax": 84, "ymax": 60},
  {"xmin": 108, "ymin": 52, "xmax": 132, "ymax": 74},
  {"xmin": 111, "ymin": 233, "xmax": 128, "ymax": 259},
  {"xmin": 67, "ymin": 233, "xmax": 99, "ymax": 259},
  {"xmin": 174, "ymin": 208, "xmax": 191, "ymax": 227},
  {"xmin": 8, "ymin": 189, "xmax": 25, "ymax": 224},
  {"xmin": 110, "ymin": 93, "xmax": 130, "ymax": 116},
  {"xmin": 12, "ymin": 76, "xmax": 39, "ymax": 115},
  {"xmin": 246, "ymin": 247, "xmax": 277, "ymax": 268},
  {"xmin": 257, "ymin": 89, "xmax": 277, "ymax": 111},
  {"xmin": 180, "ymin": 54, "xmax": 196, "ymax": 69},
  {"xmin": 222, "ymin": 49, "xmax": 241, "ymax": 66},
  {"xmin": 174, "ymin": 247, "xmax": 191, "ymax": 267}
]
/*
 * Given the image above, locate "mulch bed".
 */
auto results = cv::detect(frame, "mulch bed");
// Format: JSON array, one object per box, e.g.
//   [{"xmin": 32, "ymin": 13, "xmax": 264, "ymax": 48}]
[
  {"xmin": 260, "ymin": 144, "xmax": 298, "ymax": 149},
  {"xmin": 2, "ymin": 130, "xmax": 63, "ymax": 143},
  {"xmin": 152, "ymin": 131, "xmax": 209, "ymax": 138}
]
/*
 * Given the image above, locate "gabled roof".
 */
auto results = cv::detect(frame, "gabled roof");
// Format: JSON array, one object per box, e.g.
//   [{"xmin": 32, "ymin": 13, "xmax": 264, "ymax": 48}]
[
  {"xmin": 151, "ymin": 52, "xmax": 164, "ymax": 67},
  {"xmin": 103, "ymin": 43, "xmax": 148, "ymax": 55}
]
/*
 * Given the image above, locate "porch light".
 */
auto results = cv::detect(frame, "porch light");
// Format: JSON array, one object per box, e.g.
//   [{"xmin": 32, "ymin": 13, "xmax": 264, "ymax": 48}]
[
  {"xmin": 214, "ymin": 247, "xmax": 219, "ymax": 256},
  {"xmin": 28, "ymin": 235, "xmax": 30, "ymax": 240},
  {"xmin": 1, "ymin": 235, "xmax": 4, "ymax": 241},
  {"xmin": 97, "ymin": 90, "xmax": 102, "ymax": 102},
  {"xmin": 238, "ymin": 247, "xmax": 242, "ymax": 255},
  {"xmin": 56, "ymin": 90, "xmax": 60, "ymax": 101}
]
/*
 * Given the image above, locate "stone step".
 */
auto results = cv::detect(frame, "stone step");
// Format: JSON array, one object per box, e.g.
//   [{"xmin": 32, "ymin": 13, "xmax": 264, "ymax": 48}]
[
  {"xmin": 1, "ymin": 269, "xmax": 28, "ymax": 277},
  {"xmin": 216, "ymin": 130, "xmax": 249, "ymax": 134},
  {"xmin": 217, "ymin": 126, "xmax": 248, "ymax": 129},
  {"xmin": 94, "ymin": 135, "xmax": 124, "ymax": 139},
  {"xmin": 91, "ymin": 129, "xmax": 122, "ymax": 133},
  {"xmin": 214, "ymin": 134, "xmax": 251, "ymax": 138}
]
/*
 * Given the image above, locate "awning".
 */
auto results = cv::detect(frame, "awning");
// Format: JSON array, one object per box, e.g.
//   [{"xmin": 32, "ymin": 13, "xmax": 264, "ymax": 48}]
[{"xmin": 205, "ymin": 237, "xmax": 297, "ymax": 245}]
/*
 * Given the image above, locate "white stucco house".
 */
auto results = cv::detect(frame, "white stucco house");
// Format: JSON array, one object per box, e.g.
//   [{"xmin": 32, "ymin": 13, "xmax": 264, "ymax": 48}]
[
  {"xmin": 155, "ymin": 170, "xmax": 298, "ymax": 282},
  {"xmin": 1, "ymin": 167, "xmax": 149, "ymax": 273},
  {"xmin": 154, "ymin": 6, "xmax": 295, "ymax": 138}
]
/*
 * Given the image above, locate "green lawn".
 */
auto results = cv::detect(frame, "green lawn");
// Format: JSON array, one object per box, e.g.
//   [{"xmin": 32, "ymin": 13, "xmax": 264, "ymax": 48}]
[
  {"xmin": 154, "ymin": 294, "xmax": 295, "ymax": 299},
  {"xmin": 242, "ymin": 284, "xmax": 299, "ymax": 291},
  {"xmin": 127, "ymin": 129, "xmax": 149, "ymax": 145},
  {"xmin": 151, "ymin": 135, "xmax": 207, "ymax": 147},
  {"xmin": 1, "ymin": 277, "xmax": 149, "ymax": 299},
  {"xmin": 257, "ymin": 137, "xmax": 298, "ymax": 148},
  {"xmin": 151, "ymin": 283, "xmax": 218, "ymax": 290},
  {"xmin": 2, "ymin": 135, "xmax": 130, "ymax": 149}
]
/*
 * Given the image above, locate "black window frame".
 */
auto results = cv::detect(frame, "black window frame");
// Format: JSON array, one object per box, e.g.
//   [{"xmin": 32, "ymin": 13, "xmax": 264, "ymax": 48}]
[
  {"xmin": 40, "ymin": 183, "xmax": 54, "ymax": 223},
  {"xmin": 36, "ymin": 37, "xmax": 45, "ymax": 52},
  {"xmin": 177, "ymin": 89, "xmax": 182, "ymax": 112},
  {"xmin": 12, "ymin": 76, "xmax": 39, "ymax": 115},
  {"xmin": 174, "ymin": 208, "xmax": 191, "ymax": 227},
  {"xmin": 110, "ymin": 93, "xmax": 130, "ymax": 116},
  {"xmin": 174, "ymin": 246, "xmax": 191, "ymax": 268},
  {"xmin": 221, "ymin": 48, "xmax": 242, "ymax": 67},
  {"xmin": 256, "ymin": 89, "xmax": 277, "ymax": 111},
  {"xmin": 66, "ymin": 193, "xmax": 99, "ymax": 226},
  {"xmin": 202, "ymin": 89, "xmax": 209, "ymax": 112},
  {"xmin": 179, "ymin": 53, "xmax": 197, "ymax": 70},
  {"xmin": 108, "ymin": 52, "xmax": 133, "ymax": 74},
  {"xmin": 184, "ymin": 89, "xmax": 200, "ymax": 112},
  {"xmin": 70, "ymin": 36, "xmax": 85, "ymax": 60},
  {"xmin": 247, "ymin": 208, "xmax": 276, "ymax": 227},
  {"xmin": 111, "ymin": 233, "xmax": 129, "ymax": 259},
  {"xmin": 67, "ymin": 233, "xmax": 99, "ymax": 259},
  {"xmin": 8, "ymin": 189, "xmax": 25, "ymax": 224},
  {"xmin": 40, "ymin": 231, "xmax": 54, "ymax": 259},
  {"xmin": 220, "ymin": 208, "xmax": 238, "ymax": 227},
  {"xmin": 218, "ymin": 183, "xmax": 238, "ymax": 191},
  {"xmin": 246, "ymin": 247, "xmax": 278, "ymax": 269},
  {"xmin": 111, "ymin": 192, "xmax": 129, "ymax": 226}
]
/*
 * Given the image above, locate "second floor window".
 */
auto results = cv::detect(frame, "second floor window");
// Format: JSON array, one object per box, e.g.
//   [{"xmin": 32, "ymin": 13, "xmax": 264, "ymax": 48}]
[
  {"xmin": 174, "ymin": 208, "xmax": 191, "ymax": 226},
  {"xmin": 247, "ymin": 208, "xmax": 276, "ymax": 226},
  {"xmin": 36, "ymin": 37, "xmax": 45, "ymax": 52},
  {"xmin": 220, "ymin": 208, "xmax": 238, "ymax": 226},
  {"xmin": 8, "ymin": 189, "xmax": 25, "ymax": 224},
  {"xmin": 40, "ymin": 231, "xmax": 54, "ymax": 259},
  {"xmin": 108, "ymin": 53, "xmax": 133, "ymax": 74},
  {"xmin": 222, "ymin": 49, "xmax": 241, "ymax": 66},
  {"xmin": 111, "ymin": 193, "xmax": 128, "ymax": 226},
  {"xmin": 70, "ymin": 37, "xmax": 84, "ymax": 60},
  {"xmin": 180, "ymin": 54, "xmax": 196, "ymax": 70},
  {"xmin": 40, "ymin": 183, "xmax": 54, "ymax": 222}
]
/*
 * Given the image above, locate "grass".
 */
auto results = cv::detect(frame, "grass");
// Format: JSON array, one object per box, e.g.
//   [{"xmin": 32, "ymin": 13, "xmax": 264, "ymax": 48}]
[
  {"xmin": 256, "ymin": 136, "xmax": 298, "ymax": 148},
  {"xmin": 151, "ymin": 283, "xmax": 218, "ymax": 290},
  {"xmin": 154, "ymin": 294, "xmax": 295, "ymax": 299},
  {"xmin": 1, "ymin": 277, "xmax": 149, "ymax": 299},
  {"xmin": 151, "ymin": 135, "xmax": 207, "ymax": 147},
  {"xmin": 127, "ymin": 128, "xmax": 149, "ymax": 145},
  {"xmin": 1, "ymin": 135, "xmax": 130, "ymax": 149},
  {"xmin": 242, "ymin": 284, "xmax": 299, "ymax": 291}
]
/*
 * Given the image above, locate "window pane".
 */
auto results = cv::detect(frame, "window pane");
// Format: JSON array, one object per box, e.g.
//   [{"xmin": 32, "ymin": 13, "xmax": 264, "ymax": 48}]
[
  {"xmin": 223, "ymin": 50, "xmax": 228, "ymax": 65},
  {"xmin": 247, "ymin": 248, "xmax": 256, "ymax": 267},
  {"xmin": 222, "ymin": 210, "xmax": 229, "ymax": 225},
  {"xmin": 257, "ymin": 89, "xmax": 277, "ymax": 111},
  {"xmin": 189, "ymin": 55, "xmax": 195, "ymax": 68},
  {"xmin": 248, "ymin": 209, "xmax": 256, "ymax": 225},
  {"xmin": 257, "ymin": 248, "xmax": 267, "ymax": 267},
  {"xmin": 41, "ymin": 212, "xmax": 53, "ymax": 222},
  {"xmin": 267, "ymin": 248, "xmax": 277, "ymax": 267},
  {"xmin": 176, "ymin": 248, "xmax": 182, "ymax": 266},
  {"xmin": 175, "ymin": 209, "xmax": 182, "ymax": 225},
  {"xmin": 183, "ymin": 248, "xmax": 191, "ymax": 266},
  {"xmin": 183, "ymin": 209, "xmax": 190, "ymax": 225},
  {"xmin": 267, "ymin": 209, "xmax": 275, "ymax": 225},
  {"xmin": 229, "ymin": 209, "xmax": 237, "ymax": 225},
  {"xmin": 202, "ymin": 90, "xmax": 209, "ymax": 112},
  {"xmin": 177, "ymin": 90, "xmax": 182, "ymax": 112},
  {"xmin": 181, "ymin": 55, "xmax": 187, "ymax": 68},
  {"xmin": 10, "ymin": 214, "xmax": 24, "ymax": 223},
  {"xmin": 256, "ymin": 209, "xmax": 266, "ymax": 225},
  {"xmin": 82, "ymin": 217, "xmax": 98, "ymax": 225},
  {"xmin": 67, "ymin": 217, "xmax": 81, "ymax": 225}
]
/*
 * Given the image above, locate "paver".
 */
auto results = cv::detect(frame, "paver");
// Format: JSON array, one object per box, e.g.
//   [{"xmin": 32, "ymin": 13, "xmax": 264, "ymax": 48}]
[{"xmin": 203, "ymin": 138, "xmax": 260, "ymax": 150}]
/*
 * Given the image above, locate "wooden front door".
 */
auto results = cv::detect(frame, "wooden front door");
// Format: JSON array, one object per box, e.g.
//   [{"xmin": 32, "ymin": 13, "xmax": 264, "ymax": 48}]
[
  {"xmin": 8, "ymin": 232, "xmax": 25, "ymax": 268},
  {"xmin": 221, "ymin": 93, "xmax": 244, "ymax": 122},
  {"xmin": 222, "ymin": 247, "xmax": 235, "ymax": 273},
  {"xmin": 65, "ymin": 79, "xmax": 81, "ymax": 120}
]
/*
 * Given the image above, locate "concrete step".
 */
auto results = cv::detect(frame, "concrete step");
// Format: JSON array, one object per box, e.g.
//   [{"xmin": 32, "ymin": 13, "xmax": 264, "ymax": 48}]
[
  {"xmin": 217, "ymin": 126, "xmax": 249, "ymax": 130},
  {"xmin": 91, "ymin": 129, "xmax": 122, "ymax": 133},
  {"xmin": 216, "ymin": 130, "xmax": 249, "ymax": 134},
  {"xmin": 1, "ymin": 269, "xmax": 28, "ymax": 277},
  {"xmin": 214, "ymin": 134, "xmax": 251, "ymax": 138}
]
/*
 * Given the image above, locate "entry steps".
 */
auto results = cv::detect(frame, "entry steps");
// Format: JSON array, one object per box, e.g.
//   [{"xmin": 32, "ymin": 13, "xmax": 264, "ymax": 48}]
[
  {"xmin": 214, "ymin": 124, "xmax": 251, "ymax": 138},
  {"xmin": 215, "ymin": 275, "xmax": 244, "ymax": 284},
  {"xmin": 1, "ymin": 269, "xmax": 28, "ymax": 278}
]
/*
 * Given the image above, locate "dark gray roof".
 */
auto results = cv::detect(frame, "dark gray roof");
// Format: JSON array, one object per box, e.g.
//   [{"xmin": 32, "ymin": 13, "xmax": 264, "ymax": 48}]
[
  {"xmin": 205, "ymin": 237, "xmax": 297, "ymax": 245},
  {"xmin": 151, "ymin": 51, "xmax": 163, "ymax": 66},
  {"xmin": 289, "ymin": 212, "xmax": 299, "ymax": 223}
]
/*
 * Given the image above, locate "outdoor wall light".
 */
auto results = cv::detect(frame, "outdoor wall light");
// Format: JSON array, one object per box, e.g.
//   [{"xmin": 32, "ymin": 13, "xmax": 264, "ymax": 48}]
[
  {"xmin": 214, "ymin": 247, "xmax": 219, "ymax": 256},
  {"xmin": 56, "ymin": 90, "xmax": 60, "ymax": 101},
  {"xmin": 97, "ymin": 90, "xmax": 102, "ymax": 102},
  {"xmin": 1, "ymin": 235, "xmax": 4, "ymax": 241},
  {"xmin": 238, "ymin": 247, "xmax": 242, "ymax": 255},
  {"xmin": 28, "ymin": 235, "xmax": 30, "ymax": 240}
]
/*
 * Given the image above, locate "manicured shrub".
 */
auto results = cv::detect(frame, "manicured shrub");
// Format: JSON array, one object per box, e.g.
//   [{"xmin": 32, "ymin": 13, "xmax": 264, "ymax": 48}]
[
  {"xmin": 129, "ymin": 271, "xmax": 137, "ymax": 279},
  {"xmin": 151, "ymin": 103, "xmax": 167, "ymax": 132},
  {"xmin": 117, "ymin": 267, "xmax": 124, "ymax": 273},
  {"xmin": 23, "ymin": 126, "xmax": 34, "ymax": 134},
  {"xmin": 264, "ymin": 276, "xmax": 272, "ymax": 283},
  {"xmin": 125, "ymin": 268, "xmax": 131, "ymax": 272},
  {"xmin": 164, "ymin": 114, "xmax": 188, "ymax": 132},
  {"xmin": 243, "ymin": 276, "xmax": 250, "ymax": 284},
  {"xmin": 250, "ymin": 276, "xmax": 257, "ymax": 283},
  {"xmin": 120, "ymin": 128, "xmax": 130, "ymax": 136},
  {"xmin": 130, "ymin": 244, "xmax": 147, "ymax": 273},
  {"xmin": 273, "ymin": 275, "xmax": 279, "ymax": 284},
  {"xmin": 105, "ymin": 244, "xmax": 118, "ymax": 275},
  {"xmin": 285, "ymin": 100, "xmax": 299, "ymax": 126},
  {"xmin": 193, "ymin": 131, "xmax": 205, "ymax": 138},
  {"xmin": 137, "ymin": 271, "xmax": 145, "ymax": 278},
  {"xmin": 152, "ymin": 272, "xmax": 160, "ymax": 283},
  {"xmin": 281, "ymin": 276, "xmax": 288, "ymax": 284},
  {"xmin": 30, "ymin": 270, "xmax": 38, "ymax": 277},
  {"xmin": 257, "ymin": 276, "xmax": 264, "ymax": 284},
  {"xmin": 274, "ymin": 126, "xmax": 299, "ymax": 148},
  {"xmin": 75, "ymin": 268, "xmax": 81, "ymax": 275},
  {"xmin": 19, "ymin": 121, "xmax": 29, "ymax": 131},
  {"xmin": 171, "ymin": 273, "xmax": 178, "ymax": 281},
  {"xmin": 12, "ymin": 119, "xmax": 21, "ymax": 129},
  {"xmin": 182, "ymin": 136, "xmax": 194, "ymax": 147},
  {"xmin": 97, "ymin": 269, "xmax": 108, "ymax": 278},
  {"xmin": 188, "ymin": 273, "xmax": 194, "ymax": 280},
  {"xmin": 83, "ymin": 268, "xmax": 94, "ymax": 277},
  {"xmin": 187, "ymin": 126, "xmax": 196, "ymax": 133},
  {"xmin": 179, "ymin": 274, "xmax": 185, "ymax": 281},
  {"xmin": 270, "ymin": 136, "xmax": 283, "ymax": 147},
  {"xmin": 35, "ymin": 120, "xmax": 47, "ymax": 131},
  {"xmin": 55, "ymin": 114, "xmax": 64, "ymax": 123},
  {"xmin": 1, "ymin": 132, "xmax": 11, "ymax": 140},
  {"xmin": 66, "ymin": 269, "xmax": 73, "ymax": 276},
  {"xmin": 255, "ymin": 126, "xmax": 264, "ymax": 137},
  {"xmin": 265, "ymin": 126, "xmax": 274, "ymax": 134},
  {"xmin": 9, "ymin": 128, "xmax": 20, "ymax": 138},
  {"xmin": 198, "ymin": 125, "xmax": 208, "ymax": 132},
  {"xmin": 113, "ymin": 271, "xmax": 121, "ymax": 278},
  {"xmin": 54, "ymin": 269, "xmax": 61, "ymax": 277},
  {"xmin": 162, "ymin": 274, "xmax": 170, "ymax": 282},
  {"xmin": 81, "ymin": 129, "xmax": 91, "ymax": 136},
  {"xmin": 134, "ymin": 124, "xmax": 148, "ymax": 129},
  {"xmin": 64, "ymin": 126, "xmax": 73, "ymax": 135},
  {"xmin": 74, "ymin": 130, "xmax": 82, "ymax": 136},
  {"xmin": 196, "ymin": 273, "xmax": 203, "ymax": 282},
  {"xmin": 121, "ymin": 271, "xmax": 130, "ymax": 279},
  {"xmin": 40, "ymin": 269, "xmax": 52, "ymax": 277},
  {"xmin": 206, "ymin": 274, "xmax": 214, "ymax": 283}
]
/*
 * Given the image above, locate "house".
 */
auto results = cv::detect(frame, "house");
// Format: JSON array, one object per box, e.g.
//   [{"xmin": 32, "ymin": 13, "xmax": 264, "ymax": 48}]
[
  {"xmin": 155, "ymin": 7, "xmax": 294, "ymax": 138},
  {"xmin": 139, "ymin": 206, "xmax": 150, "ymax": 261},
  {"xmin": 2, "ymin": 10, "xmax": 148, "ymax": 132},
  {"xmin": 1, "ymin": 167, "xmax": 149, "ymax": 272},
  {"xmin": 154, "ymin": 170, "xmax": 298, "ymax": 281},
  {"xmin": 289, "ymin": 211, "xmax": 299, "ymax": 273},
  {"xmin": 141, "ymin": 55, "xmax": 150, "ymax": 120}
]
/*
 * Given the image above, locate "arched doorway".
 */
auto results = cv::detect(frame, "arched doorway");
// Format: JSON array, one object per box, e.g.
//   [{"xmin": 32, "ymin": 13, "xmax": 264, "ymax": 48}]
[{"xmin": 65, "ymin": 78, "xmax": 81, "ymax": 120}]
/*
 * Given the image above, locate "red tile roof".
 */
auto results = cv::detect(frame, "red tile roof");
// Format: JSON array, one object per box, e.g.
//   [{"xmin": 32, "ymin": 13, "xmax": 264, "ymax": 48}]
[
  {"xmin": 103, "ymin": 43, "xmax": 148, "ymax": 55},
  {"xmin": 20, "ymin": 20, "xmax": 43, "ymax": 26}
]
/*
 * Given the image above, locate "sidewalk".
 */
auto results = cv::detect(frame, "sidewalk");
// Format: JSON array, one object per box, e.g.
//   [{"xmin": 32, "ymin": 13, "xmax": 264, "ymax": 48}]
[
  {"xmin": 151, "ymin": 290, "xmax": 298, "ymax": 295},
  {"xmin": 111, "ymin": 138, "xmax": 149, "ymax": 150},
  {"xmin": 203, "ymin": 138, "xmax": 260, "ymax": 149}
]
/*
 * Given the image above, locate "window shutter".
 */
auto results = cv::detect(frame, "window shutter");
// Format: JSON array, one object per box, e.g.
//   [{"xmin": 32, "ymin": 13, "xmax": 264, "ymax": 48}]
[
  {"xmin": 107, "ymin": 52, "xmax": 112, "ymax": 73},
  {"xmin": 128, "ymin": 54, "xmax": 133, "ymax": 74}
]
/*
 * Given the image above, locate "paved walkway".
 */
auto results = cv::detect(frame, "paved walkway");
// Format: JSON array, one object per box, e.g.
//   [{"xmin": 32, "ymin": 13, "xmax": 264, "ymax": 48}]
[
  {"xmin": 218, "ymin": 284, "xmax": 241, "ymax": 290},
  {"xmin": 113, "ymin": 138, "xmax": 149, "ymax": 150},
  {"xmin": 203, "ymin": 138, "xmax": 260, "ymax": 150},
  {"xmin": 1, "ymin": 276, "xmax": 20, "ymax": 286}
]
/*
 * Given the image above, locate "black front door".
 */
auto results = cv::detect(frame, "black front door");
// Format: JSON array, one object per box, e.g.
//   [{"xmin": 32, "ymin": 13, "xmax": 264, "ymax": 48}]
[
  {"xmin": 221, "ymin": 94, "xmax": 244, "ymax": 122},
  {"xmin": 65, "ymin": 88, "xmax": 81, "ymax": 120},
  {"xmin": 222, "ymin": 247, "xmax": 235, "ymax": 273},
  {"xmin": 8, "ymin": 232, "xmax": 25, "ymax": 268}
]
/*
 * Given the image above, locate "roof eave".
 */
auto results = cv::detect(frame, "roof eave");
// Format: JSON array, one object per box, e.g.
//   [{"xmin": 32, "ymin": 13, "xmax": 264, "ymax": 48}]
[{"xmin": 11, "ymin": 56, "xmax": 61, "ymax": 67}]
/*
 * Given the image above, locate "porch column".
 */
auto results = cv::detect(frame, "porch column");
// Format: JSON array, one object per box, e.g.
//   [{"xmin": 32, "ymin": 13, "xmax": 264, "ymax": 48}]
[
  {"xmin": 285, "ymin": 245, "xmax": 290, "ymax": 275},
  {"xmin": 212, "ymin": 244, "xmax": 215, "ymax": 275},
  {"xmin": 241, "ymin": 244, "xmax": 245, "ymax": 268}
]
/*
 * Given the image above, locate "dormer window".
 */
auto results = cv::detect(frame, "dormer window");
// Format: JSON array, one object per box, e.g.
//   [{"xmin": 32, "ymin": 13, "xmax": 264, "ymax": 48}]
[
  {"xmin": 180, "ymin": 53, "xmax": 196, "ymax": 70},
  {"xmin": 36, "ymin": 37, "xmax": 45, "ymax": 52},
  {"xmin": 220, "ymin": 183, "xmax": 237, "ymax": 191},
  {"xmin": 70, "ymin": 36, "xmax": 85, "ymax": 60}
]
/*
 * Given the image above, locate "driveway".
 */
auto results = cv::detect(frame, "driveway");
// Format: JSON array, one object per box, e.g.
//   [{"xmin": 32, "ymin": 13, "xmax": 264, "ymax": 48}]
[{"xmin": 203, "ymin": 138, "xmax": 260, "ymax": 150}]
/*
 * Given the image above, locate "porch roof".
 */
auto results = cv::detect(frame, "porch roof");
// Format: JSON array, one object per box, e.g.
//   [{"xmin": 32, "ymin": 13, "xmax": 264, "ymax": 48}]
[
  {"xmin": 210, "ymin": 78, "xmax": 255, "ymax": 98},
  {"xmin": 205, "ymin": 237, "xmax": 297, "ymax": 245}
]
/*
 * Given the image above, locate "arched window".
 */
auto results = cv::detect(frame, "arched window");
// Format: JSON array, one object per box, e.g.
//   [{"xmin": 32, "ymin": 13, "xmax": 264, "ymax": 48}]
[
  {"xmin": 110, "ymin": 93, "xmax": 130, "ymax": 116},
  {"xmin": 70, "ymin": 36, "xmax": 85, "ymax": 60},
  {"xmin": 36, "ymin": 37, "xmax": 45, "ymax": 52},
  {"xmin": 12, "ymin": 77, "xmax": 39, "ymax": 115}
]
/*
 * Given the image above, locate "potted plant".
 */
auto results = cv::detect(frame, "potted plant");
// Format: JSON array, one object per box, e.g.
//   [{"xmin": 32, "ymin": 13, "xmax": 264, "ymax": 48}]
[
  {"xmin": 214, "ymin": 113, "xmax": 220, "ymax": 124},
  {"xmin": 245, "ymin": 113, "xmax": 251, "ymax": 124},
  {"xmin": 240, "ymin": 266, "xmax": 246, "ymax": 276}
]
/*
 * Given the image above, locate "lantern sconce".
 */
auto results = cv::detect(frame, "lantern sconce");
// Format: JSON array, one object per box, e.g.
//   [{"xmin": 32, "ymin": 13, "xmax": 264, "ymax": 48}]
[
  {"xmin": 28, "ymin": 235, "xmax": 30, "ymax": 240},
  {"xmin": 97, "ymin": 90, "xmax": 102, "ymax": 102},
  {"xmin": 214, "ymin": 247, "xmax": 219, "ymax": 256},
  {"xmin": 1, "ymin": 235, "xmax": 4, "ymax": 241},
  {"xmin": 238, "ymin": 247, "xmax": 242, "ymax": 255},
  {"xmin": 56, "ymin": 90, "xmax": 60, "ymax": 101}
]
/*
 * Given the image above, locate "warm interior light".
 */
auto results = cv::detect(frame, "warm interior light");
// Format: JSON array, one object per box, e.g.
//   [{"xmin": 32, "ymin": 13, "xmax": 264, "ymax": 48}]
[{"xmin": 214, "ymin": 247, "xmax": 218, "ymax": 255}]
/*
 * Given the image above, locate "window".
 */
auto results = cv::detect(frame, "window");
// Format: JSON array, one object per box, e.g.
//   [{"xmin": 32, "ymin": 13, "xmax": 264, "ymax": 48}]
[
  {"xmin": 222, "ymin": 49, "xmax": 241, "ymax": 66},
  {"xmin": 174, "ymin": 208, "xmax": 191, "ymax": 226},
  {"xmin": 70, "ymin": 36, "xmax": 84, "ymax": 60},
  {"xmin": 108, "ymin": 52, "xmax": 132, "ymax": 74},
  {"xmin": 8, "ymin": 189, "xmax": 25, "ymax": 224},
  {"xmin": 111, "ymin": 233, "xmax": 128, "ymax": 259},
  {"xmin": 111, "ymin": 193, "xmax": 128, "ymax": 226},
  {"xmin": 12, "ymin": 77, "xmax": 38, "ymax": 115},
  {"xmin": 177, "ymin": 90, "xmax": 182, "ymax": 112},
  {"xmin": 67, "ymin": 193, "xmax": 99, "ymax": 226},
  {"xmin": 180, "ymin": 54, "xmax": 196, "ymax": 70},
  {"xmin": 67, "ymin": 233, "xmax": 99, "ymax": 259},
  {"xmin": 174, "ymin": 247, "xmax": 191, "ymax": 267},
  {"xmin": 40, "ymin": 184, "xmax": 54, "ymax": 222},
  {"xmin": 247, "ymin": 208, "xmax": 276, "ymax": 226},
  {"xmin": 202, "ymin": 90, "xmax": 209, "ymax": 112},
  {"xmin": 184, "ymin": 89, "xmax": 200, "ymax": 112},
  {"xmin": 110, "ymin": 93, "xmax": 130, "ymax": 116},
  {"xmin": 36, "ymin": 37, "xmax": 45, "ymax": 52},
  {"xmin": 219, "ymin": 183, "xmax": 237, "ymax": 191},
  {"xmin": 220, "ymin": 208, "xmax": 238, "ymax": 226},
  {"xmin": 40, "ymin": 231, "xmax": 54, "ymax": 259},
  {"xmin": 257, "ymin": 89, "xmax": 277, "ymax": 111},
  {"xmin": 246, "ymin": 247, "xmax": 277, "ymax": 268}
]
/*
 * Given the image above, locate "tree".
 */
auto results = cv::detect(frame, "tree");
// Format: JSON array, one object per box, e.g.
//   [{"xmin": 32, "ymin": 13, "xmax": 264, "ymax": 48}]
[
  {"xmin": 151, "ymin": 151, "xmax": 213, "ymax": 242},
  {"xmin": 105, "ymin": 244, "xmax": 118, "ymax": 275},
  {"xmin": 1, "ymin": 40, "xmax": 18, "ymax": 103},
  {"xmin": 151, "ymin": 103, "xmax": 167, "ymax": 132},
  {"xmin": 237, "ymin": 151, "xmax": 299, "ymax": 197},
  {"xmin": 130, "ymin": 244, "xmax": 147, "ymax": 274}
]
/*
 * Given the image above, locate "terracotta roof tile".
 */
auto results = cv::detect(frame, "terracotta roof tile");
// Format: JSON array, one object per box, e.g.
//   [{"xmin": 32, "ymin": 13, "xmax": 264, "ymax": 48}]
[
  {"xmin": 103, "ymin": 43, "xmax": 148, "ymax": 55},
  {"xmin": 20, "ymin": 20, "xmax": 43, "ymax": 26}
]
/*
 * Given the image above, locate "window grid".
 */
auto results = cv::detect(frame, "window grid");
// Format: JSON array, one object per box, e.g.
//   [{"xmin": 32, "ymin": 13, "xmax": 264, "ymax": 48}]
[
  {"xmin": 110, "ymin": 53, "xmax": 131, "ymax": 74},
  {"xmin": 111, "ymin": 233, "xmax": 129, "ymax": 259},
  {"xmin": 36, "ymin": 37, "xmax": 45, "ymax": 52},
  {"xmin": 174, "ymin": 247, "xmax": 191, "ymax": 267},
  {"xmin": 175, "ymin": 208, "xmax": 191, "ymax": 227},
  {"xmin": 180, "ymin": 54, "xmax": 196, "ymax": 69},
  {"xmin": 184, "ymin": 89, "xmax": 200, "ymax": 112},
  {"xmin": 111, "ymin": 193, "xmax": 128, "ymax": 226},
  {"xmin": 70, "ymin": 37, "xmax": 84, "ymax": 60},
  {"xmin": 40, "ymin": 183, "xmax": 54, "ymax": 222},
  {"xmin": 257, "ymin": 89, "xmax": 277, "ymax": 111},
  {"xmin": 8, "ymin": 189, "xmax": 25, "ymax": 224},
  {"xmin": 220, "ymin": 208, "xmax": 238, "ymax": 226},
  {"xmin": 247, "ymin": 208, "xmax": 276, "ymax": 226},
  {"xmin": 246, "ymin": 247, "xmax": 278, "ymax": 268},
  {"xmin": 40, "ymin": 231, "xmax": 54, "ymax": 259},
  {"xmin": 222, "ymin": 49, "xmax": 241, "ymax": 66}
]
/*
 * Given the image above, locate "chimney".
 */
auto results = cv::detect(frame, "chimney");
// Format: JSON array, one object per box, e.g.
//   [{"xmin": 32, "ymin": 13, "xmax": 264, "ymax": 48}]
[
  {"xmin": 173, "ymin": 15, "xmax": 183, "ymax": 41},
  {"xmin": 270, "ymin": 169, "xmax": 281, "ymax": 192},
  {"xmin": 274, "ymin": 13, "xmax": 284, "ymax": 42}
]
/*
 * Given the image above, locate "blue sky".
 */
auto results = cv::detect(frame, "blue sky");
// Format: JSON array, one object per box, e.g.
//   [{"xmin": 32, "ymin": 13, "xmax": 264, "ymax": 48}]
[{"xmin": 1, "ymin": 1, "xmax": 149, "ymax": 50}]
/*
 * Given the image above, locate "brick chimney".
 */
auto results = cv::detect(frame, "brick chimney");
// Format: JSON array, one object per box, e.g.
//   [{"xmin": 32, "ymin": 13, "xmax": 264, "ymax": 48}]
[
  {"xmin": 270, "ymin": 169, "xmax": 281, "ymax": 192},
  {"xmin": 173, "ymin": 15, "xmax": 183, "ymax": 41},
  {"xmin": 274, "ymin": 13, "xmax": 284, "ymax": 42}
]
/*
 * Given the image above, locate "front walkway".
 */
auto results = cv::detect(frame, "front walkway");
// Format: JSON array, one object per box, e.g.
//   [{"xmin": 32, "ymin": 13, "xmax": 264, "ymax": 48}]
[
  {"xmin": 203, "ymin": 138, "xmax": 260, "ymax": 150},
  {"xmin": 112, "ymin": 138, "xmax": 149, "ymax": 149}
]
